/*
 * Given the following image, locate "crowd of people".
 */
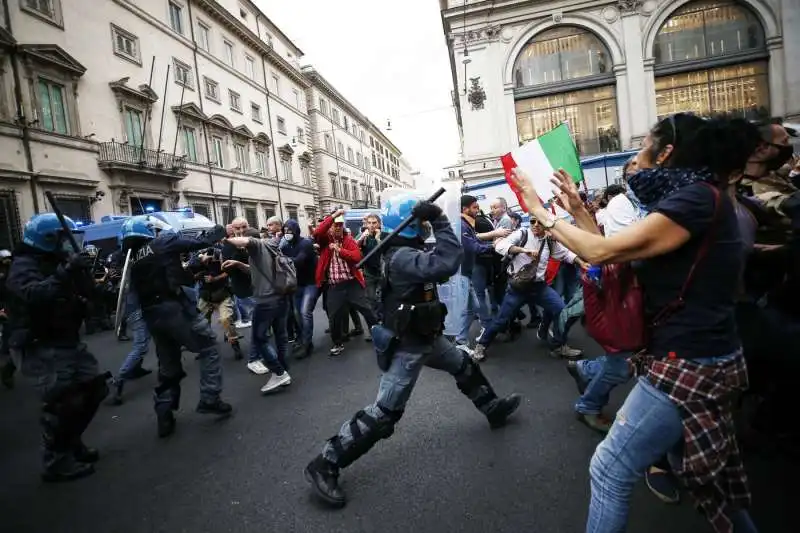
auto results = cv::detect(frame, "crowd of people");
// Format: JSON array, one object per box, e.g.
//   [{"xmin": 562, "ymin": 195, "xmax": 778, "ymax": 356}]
[{"xmin": 0, "ymin": 112, "xmax": 798, "ymax": 532}]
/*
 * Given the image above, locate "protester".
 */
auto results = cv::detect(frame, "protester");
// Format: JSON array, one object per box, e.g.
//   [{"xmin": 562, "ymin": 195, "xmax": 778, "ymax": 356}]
[
  {"xmin": 357, "ymin": 213, "xmax": 382, "ymax": 320},
  {"xmin": 281, "ymin": 219, "xmax": 318, "ymax": 359}
]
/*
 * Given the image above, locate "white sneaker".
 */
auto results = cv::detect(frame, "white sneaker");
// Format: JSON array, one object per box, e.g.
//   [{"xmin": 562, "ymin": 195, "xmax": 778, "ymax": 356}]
[
  {"xmin": 235, "ymin": 320, "xmax": 252, "ymax": 329},
  {"xmin": 455, "ymin": 344, "xmax": 475, "ymax": 357},
  {"xmin": 471, "ymin": 344, "xmax": 486, "ymax": 362},
  {"xmin": 260, "ymin": 372, "xmax": 291, "ymax": 393},
  {"xmin": 247, "ymin": 360, "xmax": 269, "ymax": 375}
]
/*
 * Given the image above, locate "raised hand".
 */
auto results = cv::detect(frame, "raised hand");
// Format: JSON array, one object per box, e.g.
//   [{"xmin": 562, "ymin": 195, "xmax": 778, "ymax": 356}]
[
  {"xmin": 550, "ymin": 169, "xmax": 584, "ymax": 216},
  {"xmin": 509, "ymin": 167, "xmax": 544, "ymax": 214}
]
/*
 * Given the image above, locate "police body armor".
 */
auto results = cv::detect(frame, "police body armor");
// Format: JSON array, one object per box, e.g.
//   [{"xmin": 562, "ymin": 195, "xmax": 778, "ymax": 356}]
[
  {"xmin": 380, "ymin": 248, "xmax": 447, "ymax": 342},
  {"xmin": 128, "ymin": 244, "xmax": 183, "ymax": 308}
]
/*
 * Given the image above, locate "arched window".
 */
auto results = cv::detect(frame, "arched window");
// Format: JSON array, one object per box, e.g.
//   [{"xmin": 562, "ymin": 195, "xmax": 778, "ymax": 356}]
[
  {"xmin": 513, "ymin": 27, "xmax": 619, "ymax": 156},
  {"xmin": 653, "ymin": 1, "xmax": 769, "ymax": 120}
]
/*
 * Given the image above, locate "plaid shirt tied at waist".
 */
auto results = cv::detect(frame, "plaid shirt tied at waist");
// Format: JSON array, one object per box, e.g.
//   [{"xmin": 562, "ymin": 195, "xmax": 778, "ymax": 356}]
[{"xmin": 632, "ymin": 351, "xmax": 751, "ymax": 533}]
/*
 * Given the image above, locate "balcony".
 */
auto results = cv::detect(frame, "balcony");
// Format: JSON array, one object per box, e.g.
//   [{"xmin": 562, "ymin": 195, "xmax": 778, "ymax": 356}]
[{"xmin": 97, "ymin": 142, "xmax": 188, "ymax": 179}]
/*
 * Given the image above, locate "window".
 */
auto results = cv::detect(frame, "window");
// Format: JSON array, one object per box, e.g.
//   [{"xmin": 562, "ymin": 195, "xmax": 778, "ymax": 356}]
[
  {"xmin": 293, "ymin": 89, "xmax": 301, "ymax": 109},
  {"xmin": 277, "ymin": 116, "xmax": 286, "ymax": 134},
  {"xmin": 301, "ymin": 163, "xmax": 311, "ymax": 186},
  {"xmin": 365, "ymin": 157, "xmax": 370, "ymax": 172},
  {"xmin": 24, "ymin": 0, "xmax": 55, "ymax": 19},
  {"xmin": 655, "ymin": 61, "xmax": 770, "ymax": 120},
  {"xmin": 123, "ymin": 107, "xmax": 143, "ymax": 146},
  {"xmin": 342, "ymin": 179, "xmax": 350, "ymax": 200},
  {"xmin": 211, "ymin": 136, "xmax": 224, "ymax": 166},
  {"xmin": 245, "ymin": 55, "xmax": 256, "ymax": 80},
  {"xmin": 229, "ymin": 90, "xmax": 241, "ymax": 112},
  {"xmin": 271, "ymin": 73, "xmax": 279, "ymax": 95},
  {"xmin": 654, "ymin": 1, "xmax": 764, "ymax": 65},
  {"xmin": 168, "ymin": 1, "xmax": 183, "ymax": 34},
  {"xmin": 343, "ymin": 116, "xmax": 349, "ymax": 130},
  {"xmin": 250, "ymin": 102, "xmax": 262, "ymax": 122},
  {"xmin": 324, "ymin": 134, "xmax": 332, "ymax": 152},
  {"xmin": 337, "ymin": 141, "xmax": 344, "ymax": 157},
  {"xmin": 352, "ymin": 183, "xmax": 358, "ymax": 201},
  {"xmin": 37, "ymin": 78, "xmax": 68, "ymax": 134},
  {"xmin": 223, "ymin": 40, "xmax": 235, "ymax": 66},
  {"xmin": 234, "ymin": 143, "xmax": 249, "ymax": 171},
  {"xmin": 347, "ymin": 147, "xmax": 354, "ymax": 163},
  {"xmin": 173, "ymin": 58, "xmax": 193, "ymax": 88},
  {"xmin": 221, "ymin": 206, "xmax": 236, "ymax": 223},
  {"xmin": 332, "ymin": 108, "xmax": 340, "ymax": 125},
  {"xmin": 112, "ymin": 25, "xmax": 139, "ymax": 63},
  {"xmin": 515, "ymin": 86, "xmax": 620, "ymax": 155},
  {"xmin": 192, "ymin": 204, "xmax": 210, "ymax": 218},
  {"xmin": 330, "ymin": 175, "xmax": 339, "ymax": 197},
  {"xmin": 287, "ymin": 206, "xmax": 299, "ymax": 221},
  {"xmin": 319, "ymin": 98, "xmax": 328, "ymax": 116},
  {"xmin": 264, "ymin": 204, "xmax": 276, "ymax": 220},
  {"xmin": 197, "ymin": 21, "xmax": 210, "ymax": 51},
  {"xmin": 255, "ymin": 150, "xmax": 267, "ymax": 175},
  {"xmin": 653, "ymin": 1, "xmax": 770, "ymax": 120},
  {"xmin": 357, "ymin": 152, "xmax": 363, "ymax": 168},
  {"xmin": 182, "ymin": 126, "xmax": 199, "ymax": 162},
  {"xmin": 296, "ymin": 127, "xmax": 304, "ymax": 144},
  {"xmin": 371, "ymin": 152, "xmax": 376, "ymax": 166},
  {"xmin": 204, "ymin": 77, "xmax": 219, "ymax": 101},
  {"xmin": 280, "ymin": 156, "xmax": 292, "ymax": 182},
  {"xmin": 244, "ymin": 207, "xmax": 258, "ymax": 228}
]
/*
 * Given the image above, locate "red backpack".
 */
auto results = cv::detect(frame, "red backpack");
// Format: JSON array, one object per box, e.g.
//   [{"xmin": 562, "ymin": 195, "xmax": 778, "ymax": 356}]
[{"xmin": 581, "ymin": 184, "xmax": 721, "ymax": 353}]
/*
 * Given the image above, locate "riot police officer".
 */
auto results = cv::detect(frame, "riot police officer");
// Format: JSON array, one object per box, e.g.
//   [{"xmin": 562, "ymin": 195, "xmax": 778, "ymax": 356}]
[
  {"xmin": 6, "ymin": 214, "xmax": 109, "ymax": 482},
  {"xmin": 304, "ymin": 194, "xmax": 522, "ymax": 507},
  {"xmin": 120, "ymin": 216, "xmax": 232, "ymax": 438},
  {"xmin": 0, "ymin": 249, "xmax": 15, "ymax": 389}
]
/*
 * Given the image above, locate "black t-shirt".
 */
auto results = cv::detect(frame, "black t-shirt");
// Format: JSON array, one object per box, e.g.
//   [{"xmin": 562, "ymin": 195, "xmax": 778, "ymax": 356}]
[
  {"xmin": 221, "ymin": 242, "xmax": 253, "ymax": 298},
  {"xmin": 635, "ymin": 183, "xmax": 742, "ymax": 359}
]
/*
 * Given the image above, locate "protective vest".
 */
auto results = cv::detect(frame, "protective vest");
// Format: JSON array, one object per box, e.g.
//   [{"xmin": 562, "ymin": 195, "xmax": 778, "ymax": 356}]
[
  {"xmin": 129, "ymin": 243, "xmax": 182, "ymax": 307},
  {"xmin": 379, "ymin": 248, "xmax": 447, "ymax": 341}
]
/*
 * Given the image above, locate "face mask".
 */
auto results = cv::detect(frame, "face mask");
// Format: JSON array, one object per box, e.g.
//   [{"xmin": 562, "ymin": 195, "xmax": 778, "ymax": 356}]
[
  {"xmin": 626, "ymin": 167, "xmax": 713, "ymax": 210},
  {"xmin": 285, "ymin": 234, "xmax": 294, "ymax": 242},
  {"xmin": 765, "ymin": 144, "xmax": 794, "ymax": 171}
]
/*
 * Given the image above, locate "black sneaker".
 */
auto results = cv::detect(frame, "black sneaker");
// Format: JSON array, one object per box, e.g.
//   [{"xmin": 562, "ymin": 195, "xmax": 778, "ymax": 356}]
[
  {"xmin": 329, "ymin": 344, "xmax": 344, "ymax": 357},
  {"xmin": 196, "ymin": 398, "xmax": 233, "ymax": 417},
  {"xmin": 304, "ymin": 455, "xmax": 346, "ymax": 508},
  {"xmin": 111, "ymin": 379, "xmax": 124, "ymax": 406},
  {"xmin": 487, "ymin": 393, "xmax": 522, "ymax": 429},
  {"xmin": 157, "ymin": 410, "xmax": 176, "ymax": 438},
  {"xmin": 73, "ymin": 442, "xmax": 99, "ymax": 463},
  {"xmin": 41, "ymin": 457, "xmax": 95, "ymax": 483}
]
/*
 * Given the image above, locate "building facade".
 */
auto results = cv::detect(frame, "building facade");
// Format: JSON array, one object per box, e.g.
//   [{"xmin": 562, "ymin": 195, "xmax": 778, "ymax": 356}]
[
  {"xmin": 1, "ymin": 0, "xmax": 405, "ymax": 250},
  {"xmin": 302, "ymin": 66, "xmax": 412, "ymax": 215},
  {"xmin": 440, "ymin": 0, "xmax": 800, "ymax": 185}
]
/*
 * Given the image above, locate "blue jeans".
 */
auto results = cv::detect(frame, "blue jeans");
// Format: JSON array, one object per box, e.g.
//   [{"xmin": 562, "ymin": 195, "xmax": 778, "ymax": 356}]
[
  {"xmin": 587, "ymin": 353, "xmax": 757, "ymax": 533},
  {"xmin": 456, "ymin": 274, "xmax": 492, "ymax": 344},
  {"xmin": 478, "ymin": 283, "xmax": 566, "ymax": 348},
  {"xmin": 552, "ymin": 261, "xmax": 579, "ymax": 303},
  {"xmin": 234, "ymin": 296, "xmax": 255, "ymax": 323},
  {"xmin": 293, "ymin": 284, "xmax": 319, "ymax": 346},
  {"xmin": 575, "ymin": 352, "xmax": 631, "ymax": 415},
  {"xmin": 117, "ymin": 308, "xmax": 151, "ymax": 379},
  {"xmin": 252, "ymin": 298, "xmax": 289, "ymax": 375}
]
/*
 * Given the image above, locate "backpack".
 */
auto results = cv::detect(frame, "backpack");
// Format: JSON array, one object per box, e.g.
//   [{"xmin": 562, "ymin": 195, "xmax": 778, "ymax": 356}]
[{"xmin": 253, "ymin": 242, "xmax": 297, "ymax": 295}]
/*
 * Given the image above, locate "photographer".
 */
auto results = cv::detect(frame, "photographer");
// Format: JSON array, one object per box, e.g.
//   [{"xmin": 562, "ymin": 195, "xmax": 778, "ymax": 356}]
[{"xmin": 357, "ymin": 214, "xmax": 382, "ymax": 320}]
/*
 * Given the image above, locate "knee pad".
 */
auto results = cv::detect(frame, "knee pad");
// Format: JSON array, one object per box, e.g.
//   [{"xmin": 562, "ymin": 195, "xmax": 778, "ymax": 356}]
[{"xmin": 330, "ymin": 405, "xmax": 404, "ymax": 469}]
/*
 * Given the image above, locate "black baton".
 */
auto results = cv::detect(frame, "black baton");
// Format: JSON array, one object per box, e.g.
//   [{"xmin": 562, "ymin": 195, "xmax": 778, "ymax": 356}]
[
  {"xmin": 45, "ymin": 191, "xmax": 82, "ymax": 253},
  {"xmin": 357, "ymin": 187, "xmax": 446, "ymax": 269}
]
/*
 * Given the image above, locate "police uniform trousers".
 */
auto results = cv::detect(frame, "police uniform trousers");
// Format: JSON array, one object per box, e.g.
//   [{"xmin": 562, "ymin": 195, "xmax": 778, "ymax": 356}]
[
  {"xmin": 322, "ymin": 336, "xmax": 504, "ymax": 468},
  {"xmin": 11, "ymin": 343, "xmax": 107, "ymax": 468},
  {"xmin": 142, "ymin": 298, "xmax": 222, "ymax": 414}
]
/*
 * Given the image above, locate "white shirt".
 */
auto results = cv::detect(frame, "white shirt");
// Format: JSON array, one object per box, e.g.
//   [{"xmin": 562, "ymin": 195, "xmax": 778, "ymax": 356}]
[
  {"xmin": 495, "ymin": 228, "xmax": 576, "ymax": 281},
  {"xmin": 601, "ymin": 194, "xmax": 640, "ymax": 237}
]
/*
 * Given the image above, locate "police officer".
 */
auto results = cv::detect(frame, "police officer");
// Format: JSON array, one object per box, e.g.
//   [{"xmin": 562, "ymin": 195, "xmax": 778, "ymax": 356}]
[
  {"xmin": 6, "ymin": 214, "xmax": 110, "ymax": 482},
  {"xmin": 120, "ymin": 216, "xmax": 232, "ymax": 438},
  {"xmin": 304, "ymin": 194, "xmax": 522, "ymax": 507},
  {"xmin": 83, "ymin": 244, "xmax": 113, "ymax": 334},
  {"xmin": 0, "ymin": 249, "xmax": 15, "ymax": 389}
]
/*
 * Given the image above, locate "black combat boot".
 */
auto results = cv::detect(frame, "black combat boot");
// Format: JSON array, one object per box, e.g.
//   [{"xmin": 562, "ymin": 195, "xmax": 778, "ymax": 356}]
[
  {"xmin": 196, "ymin": 397, "xmax": 233, "ymax": 417},
  {"xmin": 157, "ymin": 409, "xmax": 177, "ymax": 438},
  {"xmin": 304, "ymin": 455, "xmax": 346, "ymax": 507},
  {"xmin": 455, "ymin": 355, "xmax": 521, "ymax": 429},
  {"xmin": 70, "ymin": 374, "xmax": 108, "ymax": 459},
  {"xmin": 41, "ymin": 408, "xmax": 95, "ymax": 482},
  {"xmin": 111, "ymin": 378, "xmax": 125, "ymax": 406}
]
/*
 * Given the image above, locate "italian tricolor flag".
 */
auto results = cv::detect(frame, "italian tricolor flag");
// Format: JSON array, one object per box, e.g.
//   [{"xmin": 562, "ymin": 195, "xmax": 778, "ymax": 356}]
[{"xmin": 500, "ymin": 123, "xmax": 583, "ymax": 211}]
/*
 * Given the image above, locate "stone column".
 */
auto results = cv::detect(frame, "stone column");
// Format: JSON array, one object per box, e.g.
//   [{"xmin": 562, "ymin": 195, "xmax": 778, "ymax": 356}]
[
  {"xmin": 766, "ymin": 37, "xmax": 787, "ymax": 119},
  {"xmin": 619, "ymin": 8, "xmax": 651, "ymax": 148}
]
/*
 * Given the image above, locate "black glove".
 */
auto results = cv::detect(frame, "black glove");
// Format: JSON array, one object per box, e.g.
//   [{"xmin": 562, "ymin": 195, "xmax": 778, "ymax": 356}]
[
  {"xmin": 412, "ymin": 201, "xmax": 443, "ymax": 222},
  {"xmin": 57, "ymin": 253, "xmax": 92, "ymax": 280}
]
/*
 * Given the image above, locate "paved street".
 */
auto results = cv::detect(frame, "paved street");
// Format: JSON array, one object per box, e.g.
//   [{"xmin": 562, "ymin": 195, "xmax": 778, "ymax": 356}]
[{"xmin": 0, "ymin": 310, "xmax": 793, "ymax": 533}]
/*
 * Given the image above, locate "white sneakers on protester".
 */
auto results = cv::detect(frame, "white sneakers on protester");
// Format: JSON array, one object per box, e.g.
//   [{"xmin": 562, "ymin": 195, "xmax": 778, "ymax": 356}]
[
  {"xmin": 260, "ymin": 372, "xmax": 291, "ymax": 394},
  {"xmin": 247, "ymin": 360, "xmax": 269, "ymax": 375}
]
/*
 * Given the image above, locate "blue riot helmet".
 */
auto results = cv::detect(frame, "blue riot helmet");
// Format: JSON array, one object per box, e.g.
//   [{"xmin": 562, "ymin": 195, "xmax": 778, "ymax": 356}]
[
  {"xmin": 381, "ymin": 193, "xmax": 426, "ymax": 239},
  {"xmin": 120, "ymin": 215, "xmax": 173, "ymax": 242},
  {"xmin": 22, "ymin": 213, "xmax": 84, "ymax": 253}
]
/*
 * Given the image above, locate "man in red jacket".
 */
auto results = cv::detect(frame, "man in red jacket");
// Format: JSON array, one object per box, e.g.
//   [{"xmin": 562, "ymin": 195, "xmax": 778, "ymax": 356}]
[{"xmin": 314, "ymin": 209, "xmax": 378, "ymax": 356}]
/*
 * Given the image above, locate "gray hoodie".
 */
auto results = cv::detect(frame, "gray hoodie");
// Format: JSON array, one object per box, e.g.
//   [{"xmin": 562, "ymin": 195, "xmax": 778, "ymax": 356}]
[{"xmin": 245, "ymin": 237, "xmax": 281, "ymax": 303}]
